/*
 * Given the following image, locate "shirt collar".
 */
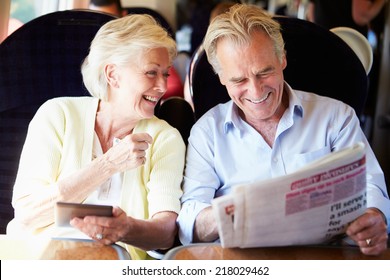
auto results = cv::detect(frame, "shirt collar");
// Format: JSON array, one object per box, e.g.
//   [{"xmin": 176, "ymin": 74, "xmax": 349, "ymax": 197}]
[
  {"xmin": 284, "ymin": 82, "xmax": 304, "ymax": 118},
  {"xmin": 223, "ymin": 101, "xmax": 240, "ymax": 134},
  {"xmin": 223, "ymin": 82, "xmax": 304, "ymax": 135}
]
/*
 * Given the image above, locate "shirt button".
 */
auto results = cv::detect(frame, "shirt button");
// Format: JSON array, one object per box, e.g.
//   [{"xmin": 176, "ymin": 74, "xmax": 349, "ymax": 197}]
[{"xmin": 273, "ymin": 157, "xmax": 278, "ymax": 163}]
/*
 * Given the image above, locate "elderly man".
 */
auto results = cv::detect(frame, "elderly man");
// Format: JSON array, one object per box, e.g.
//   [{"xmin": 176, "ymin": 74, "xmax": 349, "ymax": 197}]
[{"xmin": 177, "ymin": 3, "xmax": 390, "ymax": 256}]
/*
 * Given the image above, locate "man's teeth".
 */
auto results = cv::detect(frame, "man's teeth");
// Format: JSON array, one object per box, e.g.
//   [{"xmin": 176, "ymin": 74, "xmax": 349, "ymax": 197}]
[
  {"xmin": 144, "ymin": 96, "xmax": 159, "ymax": 102},
  {"xmin": 249, "ymin": 92, "xmax": 270, "ymax": 104}
]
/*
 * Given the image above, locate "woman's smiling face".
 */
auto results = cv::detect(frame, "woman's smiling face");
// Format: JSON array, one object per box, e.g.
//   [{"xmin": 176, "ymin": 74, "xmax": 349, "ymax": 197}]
[
  {"xmin": 216, "ymin": 30, "xmax": 287, "ymax": 124},
  {"xmin": 110, "ymin": 47, "xmax": 171, "ymax": 120}
]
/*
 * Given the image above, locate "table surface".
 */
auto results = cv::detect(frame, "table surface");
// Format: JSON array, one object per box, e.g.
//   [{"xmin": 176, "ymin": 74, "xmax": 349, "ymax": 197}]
[
  {"xmin": 163, "ymin": 243, "xmax": 390, "ymax": 260},
  {"xmin": 0, "ymin": 235, "xmax": 131, "ymax": 260}
]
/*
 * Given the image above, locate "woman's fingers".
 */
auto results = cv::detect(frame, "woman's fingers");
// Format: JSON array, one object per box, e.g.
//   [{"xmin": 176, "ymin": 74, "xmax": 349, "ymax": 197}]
[{"xmin": 105, "ymin": 133, "xmax": 153, "ymax": 170}]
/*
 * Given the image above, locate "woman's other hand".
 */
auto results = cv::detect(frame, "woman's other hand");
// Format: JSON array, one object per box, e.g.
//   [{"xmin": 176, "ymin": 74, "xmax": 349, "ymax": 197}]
[{"xmin": 103, "ymin": 133, "xmax": 153, "ymax": 172}]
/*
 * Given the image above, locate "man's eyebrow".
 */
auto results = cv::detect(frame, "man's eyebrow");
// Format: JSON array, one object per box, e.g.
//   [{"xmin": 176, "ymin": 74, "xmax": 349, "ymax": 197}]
[
  {"xmin": 228, "ymin": 66, "xmax": 276, "ymax": 82},
  {"xmin": 256, "ymin": 66, "xmax": 276, "ymax": 74},
  {"xmin": 229, "ymin": 76, "xmax": 245, "ymax": 83}
]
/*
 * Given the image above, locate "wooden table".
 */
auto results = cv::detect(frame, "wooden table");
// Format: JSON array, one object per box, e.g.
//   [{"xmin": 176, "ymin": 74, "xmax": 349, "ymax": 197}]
[
  {"xmin": 163, "ymin": 243, "xmax": 390, "ymax": 260},
  {"xmin": 0, "ymin": 235, "xmax": 130, "ymax": 260}
]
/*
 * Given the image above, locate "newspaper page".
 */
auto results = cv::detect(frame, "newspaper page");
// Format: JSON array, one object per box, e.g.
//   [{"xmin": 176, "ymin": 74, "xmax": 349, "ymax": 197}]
[{"xmin": 212, "ymin": 142, "xmax": 367, "ymax": 248}]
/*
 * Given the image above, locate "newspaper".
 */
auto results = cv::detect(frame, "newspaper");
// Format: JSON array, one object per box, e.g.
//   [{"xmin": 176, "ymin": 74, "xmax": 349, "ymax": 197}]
[{"xmin": 211, "ymin": 142, "xmax": 367, "ymax": 248}]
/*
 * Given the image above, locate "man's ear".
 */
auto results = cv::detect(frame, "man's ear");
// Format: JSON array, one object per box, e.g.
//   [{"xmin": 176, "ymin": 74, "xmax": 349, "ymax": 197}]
[
  {"xmin": 104, "ymin": 64, "xmax": 119, "ymax": 88},
  {"xmin": 281, "ymin": 51, "xmax": 287, "ymax": 71}
]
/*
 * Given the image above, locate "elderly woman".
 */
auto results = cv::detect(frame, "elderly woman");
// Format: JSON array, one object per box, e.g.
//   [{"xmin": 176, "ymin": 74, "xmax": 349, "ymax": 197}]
[{"xmin": 7, "ymin": 14, "xmax": 185, "ymax": 260}]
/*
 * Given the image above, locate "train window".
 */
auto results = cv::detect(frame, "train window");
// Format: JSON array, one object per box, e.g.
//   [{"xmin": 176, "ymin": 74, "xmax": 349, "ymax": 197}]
[
  {"xmin": 10, "ymin": 0, "xmax": 37, "ymax": 24},
  {"xmin": 8, "ymin": 0, "xmax": 77, "ymax": 36},
  {"xmin": 8, "ymin": 0, "xmax": 34, "ymax": 35}
]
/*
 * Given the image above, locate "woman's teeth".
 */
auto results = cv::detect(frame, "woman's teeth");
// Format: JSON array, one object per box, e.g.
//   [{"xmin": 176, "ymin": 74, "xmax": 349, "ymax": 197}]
[{"xmin": 144, "ymin": 95, "xmax": 159, "ymax": 102}]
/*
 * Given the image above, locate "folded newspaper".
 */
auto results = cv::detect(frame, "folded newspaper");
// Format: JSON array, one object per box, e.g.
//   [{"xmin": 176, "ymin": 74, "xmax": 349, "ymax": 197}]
[{"xmin": 211, "ymin": 142, "xmax": 367, "ymax": 248}]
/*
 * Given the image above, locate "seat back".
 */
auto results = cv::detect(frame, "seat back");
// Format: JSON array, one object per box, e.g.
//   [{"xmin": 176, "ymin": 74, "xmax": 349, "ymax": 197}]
[
  {"xmin": 125, "ymin": 7, "xmax": 174, "ymax": 38},
  {"xmin": 156, "ymin": 97, "xmax": 196, "ymax": 145},
  {"xmin": 188, "ymin": 16, "xmax": 369, "ymax": 120},
  {"xmin": 0, "ymin": 10, "xmax": 115, "ymax": 234}
]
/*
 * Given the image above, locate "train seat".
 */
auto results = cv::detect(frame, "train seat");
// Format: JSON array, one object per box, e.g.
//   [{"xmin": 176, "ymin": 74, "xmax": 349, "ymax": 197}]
[{"xmin": 0, "ymin": 10, "xmax": 115, "ymax": 234}]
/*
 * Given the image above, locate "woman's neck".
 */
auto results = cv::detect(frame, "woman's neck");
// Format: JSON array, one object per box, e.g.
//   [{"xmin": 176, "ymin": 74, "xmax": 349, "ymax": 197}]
[{"xmin": 94, "ymin": 100, "xmax": 136, "ymax": 152}]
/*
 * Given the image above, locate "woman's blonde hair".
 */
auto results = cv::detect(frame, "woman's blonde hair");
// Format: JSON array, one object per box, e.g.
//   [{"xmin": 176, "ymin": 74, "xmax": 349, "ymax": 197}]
[
  {"xmin": 203, "ymin": 4, "xmax": 285, "ymax": 74},
  {"xmin": 81, "ymin": 14, "xmax": 177, "ymax": 100}
]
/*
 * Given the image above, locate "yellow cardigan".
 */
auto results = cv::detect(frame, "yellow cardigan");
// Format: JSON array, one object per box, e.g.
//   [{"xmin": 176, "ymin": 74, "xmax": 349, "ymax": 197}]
[{"xmin": 7, "ymin": 96, "xmax": 186, "ymax": 259}]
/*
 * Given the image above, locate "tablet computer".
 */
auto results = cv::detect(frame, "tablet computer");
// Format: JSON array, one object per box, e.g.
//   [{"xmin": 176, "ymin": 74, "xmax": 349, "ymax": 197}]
[{"xmin": 55, "ymin": 202, "xmax": 113, "ymax": 227}]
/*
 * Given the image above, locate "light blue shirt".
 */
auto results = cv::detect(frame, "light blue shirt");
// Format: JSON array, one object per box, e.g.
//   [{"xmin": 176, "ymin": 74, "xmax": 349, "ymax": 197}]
[{"xmin": 177, "ymin": 84, "xmax": 390, "ymax": 244}]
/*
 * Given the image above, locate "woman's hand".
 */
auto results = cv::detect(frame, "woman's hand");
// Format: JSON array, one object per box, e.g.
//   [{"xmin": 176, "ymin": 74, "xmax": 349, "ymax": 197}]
[
  {"xmin": 70, "ymin": 207, "xmax": 178, "ymax": 250},
  {"xmin": 346, "ymin": 208, "xmax": 388, "ymax": 255},
  {"xmin": 104, "ymin": 133, "xmax": 153, "ymax": 173},
  {"xmin": 70, "ymin": 206, "xmax": 128, "ymax": 245}
]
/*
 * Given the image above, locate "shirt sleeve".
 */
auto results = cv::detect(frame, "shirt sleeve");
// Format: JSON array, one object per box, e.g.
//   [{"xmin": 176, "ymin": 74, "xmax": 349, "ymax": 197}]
[
  {"xmin": 11, "ymin": 99, "xmax": 70, "ymax": 230},
  {"xmin": 177, "ymin": 120, "xmax": 222, "ymax": 244},
  {"xmin": 331, "ymin": 104, "xmax": 390, "ymax": 230},
  {"xmin": 146, "ymin": 124, "xmax": 186, "ymax": 217}
]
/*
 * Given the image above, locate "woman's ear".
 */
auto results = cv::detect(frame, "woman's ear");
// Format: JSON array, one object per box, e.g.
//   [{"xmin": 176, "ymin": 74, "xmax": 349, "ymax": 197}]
[{"xmin": 104, "ymin": 64, "xmax": 119, "ymax": 88}]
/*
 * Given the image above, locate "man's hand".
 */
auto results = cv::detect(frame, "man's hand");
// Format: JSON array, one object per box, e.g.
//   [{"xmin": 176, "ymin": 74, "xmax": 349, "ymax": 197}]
[
  {"xmin": 346, "ymin": 208, "xmax": 388, "ymax": 255},
  {"xmin": 193, "ymin": 206, "xmax": 219, "ymax": 242}
]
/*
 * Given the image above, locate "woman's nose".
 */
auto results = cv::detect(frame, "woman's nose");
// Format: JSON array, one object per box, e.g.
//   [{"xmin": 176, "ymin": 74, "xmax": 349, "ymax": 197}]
[{"xmin": 154, "ymin": 74, "xmax": 168, "ymax": 93}]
